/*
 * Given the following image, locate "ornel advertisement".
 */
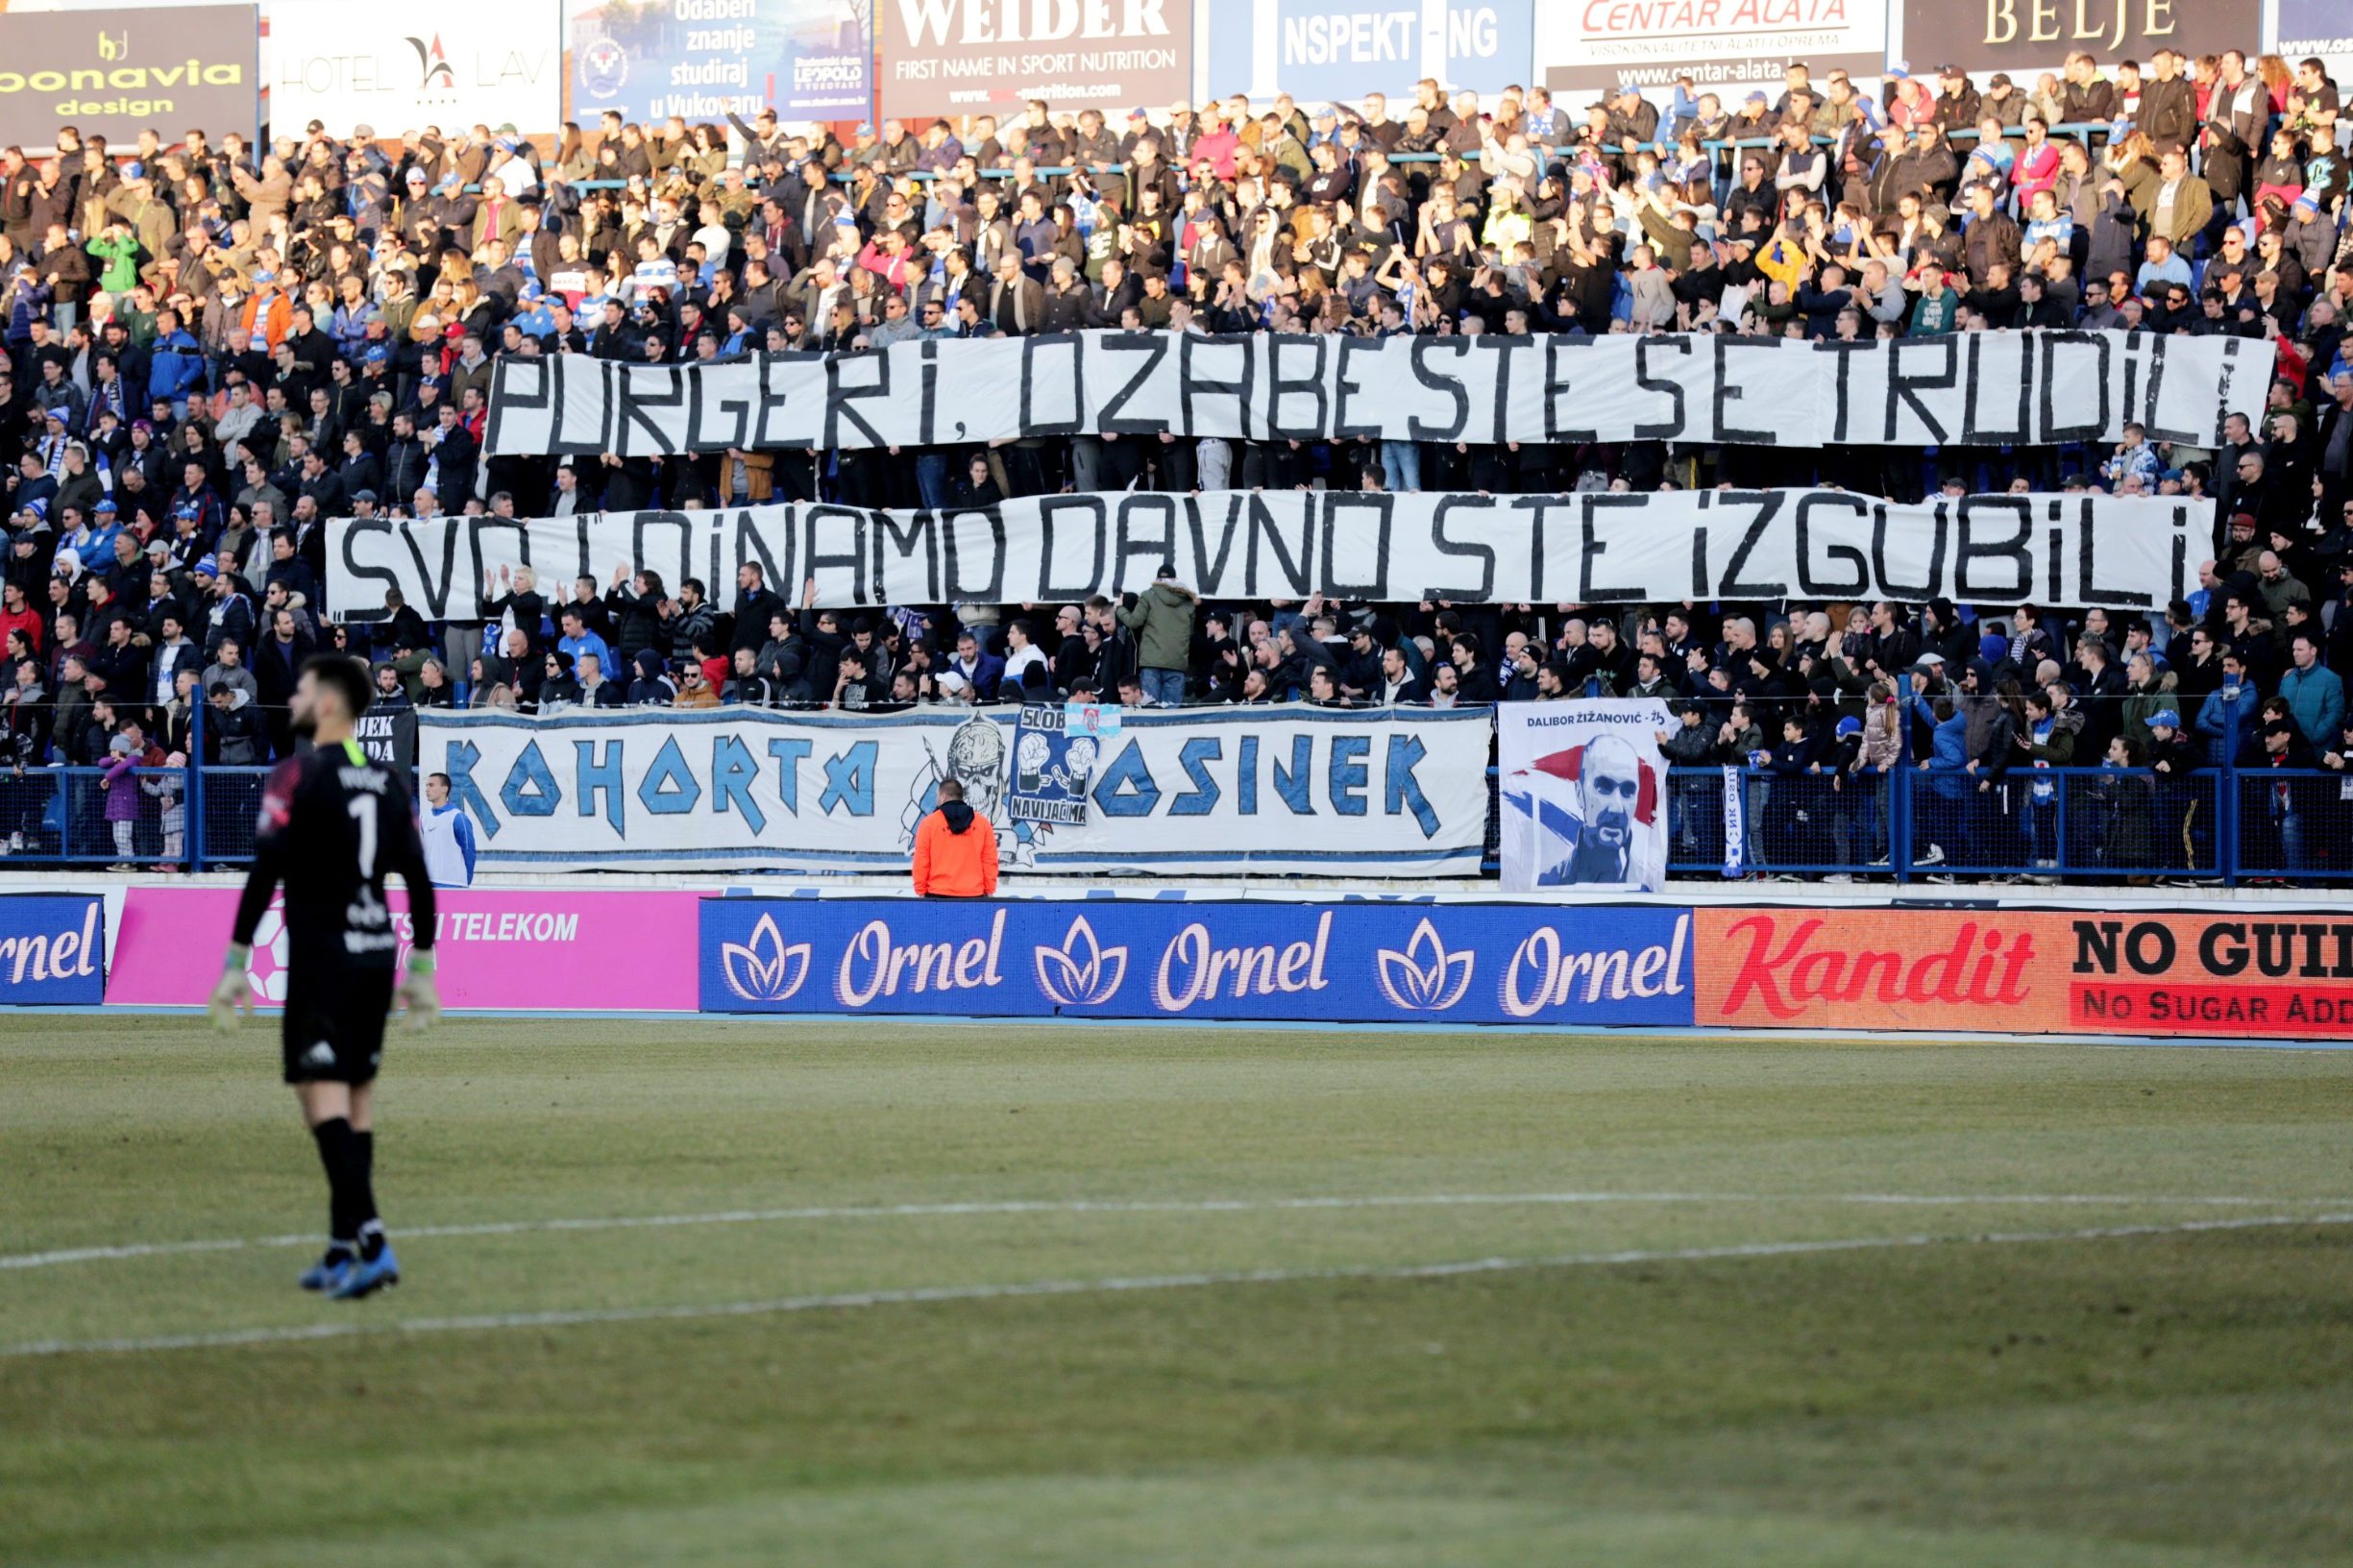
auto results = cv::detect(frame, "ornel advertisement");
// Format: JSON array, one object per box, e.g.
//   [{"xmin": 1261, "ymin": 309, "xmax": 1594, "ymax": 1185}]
[
  {"xmin": 0, "ymin": 5, "xmax": 258, "ymax": 149},
  {"xmin": 1696, "ymin": 907, "xmax": 2353, "ymax": 1040}
]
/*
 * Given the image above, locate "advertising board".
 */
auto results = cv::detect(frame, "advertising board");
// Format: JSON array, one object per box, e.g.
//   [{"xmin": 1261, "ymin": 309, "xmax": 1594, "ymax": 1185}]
[
  {"xmin": 571, "ymin": 0, "xmax": 870, "ymax": 126},
  {"xmin": 1695, "ymin": 907, "xmax": 2353, "ymax": 1040},
  {"xmin": 0, "ymin": 5, "xmax": 257, "ymax": 149},
  {"xmin": 105, "ymin": 886, "xmax": 702, "ymax": 1012},
  {"xmin": 1892, "ymin": 0, "xmax": 2262, "ymax": 80},
  {"xmin": 879, "ymin": 0, "xmax": 1191, "ymax": 120},
  {"xmin": 0, "ymin": 893, "xmax": 106, "ymax": 1005},
  {"xmin": 1534, "ymin": 0, "xmax": 1883, "ymax": 99},
  {"xmin": 2272, "ymin": 0, "xmax": 2352, "ymax": 71},
  {"xmin": 266, "ymin": 0, "xmax": 560, "ymax": 139},
  {"xmin": 1202, "ymin": 0, "xmax": 1535, "ymax": 102},
  {"xmin": 701, "ymin": 897, "xmax": 1697, "ymax": 1025}
]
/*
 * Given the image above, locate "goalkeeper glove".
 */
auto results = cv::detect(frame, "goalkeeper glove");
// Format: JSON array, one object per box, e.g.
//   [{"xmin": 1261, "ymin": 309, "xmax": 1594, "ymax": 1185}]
[
  {"xmin": 208, "ymin": 944, "xmax": 253, "ymax": 1032},
  {"xmin": 398, "ymin": 949, "xmax": 441, "ymax": 1032}
]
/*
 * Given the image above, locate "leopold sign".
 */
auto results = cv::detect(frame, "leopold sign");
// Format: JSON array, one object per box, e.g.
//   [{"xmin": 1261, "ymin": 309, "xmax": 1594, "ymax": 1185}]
[
  {"xmin": 701, "ymin": 898, "xmax": 1696, "ymax": 1024},
  {"xmin": 0, "ymin": 6, "xmax": 257, "ymax": 147}
]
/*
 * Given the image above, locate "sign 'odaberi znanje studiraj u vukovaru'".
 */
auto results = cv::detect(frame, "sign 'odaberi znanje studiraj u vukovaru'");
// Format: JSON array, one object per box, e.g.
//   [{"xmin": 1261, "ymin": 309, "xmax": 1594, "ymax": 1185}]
[{"xmin": 480, "ymin": 330, "xmax": 2270, "ymax": 456}]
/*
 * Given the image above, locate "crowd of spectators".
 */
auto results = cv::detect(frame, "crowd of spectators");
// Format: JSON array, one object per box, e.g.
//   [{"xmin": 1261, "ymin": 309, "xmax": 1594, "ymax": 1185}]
[{"xmin": 0, "ymin": 37, "xmax": 2347, "ymax": 870}]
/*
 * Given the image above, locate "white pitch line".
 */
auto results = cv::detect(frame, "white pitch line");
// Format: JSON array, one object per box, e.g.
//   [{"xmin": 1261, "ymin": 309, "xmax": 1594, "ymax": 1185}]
[
  {"xmin": 6, "ymin": 1190, "xmax": 2348, "ymax": 1274},
  {"xmin": 8, "ymin": 1212, "xmax": 2347, "ymax": 1360}
]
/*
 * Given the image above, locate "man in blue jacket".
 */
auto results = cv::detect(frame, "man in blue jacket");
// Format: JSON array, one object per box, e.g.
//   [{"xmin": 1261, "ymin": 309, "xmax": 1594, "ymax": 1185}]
[
  {"xmin": 2194, "ymin": 650, "xmax": 2258, "ymax": 768},
  {"xmin": 944, "ymin": 629, "xmax": 1006, "ymax": 703},
  {"xmin": 2278, "ymin": 632, "xmax": 2344, "ymax": 748},
  {"xmin": 145, "ymin": 309, "xmax": 206, "ymax": 417}
]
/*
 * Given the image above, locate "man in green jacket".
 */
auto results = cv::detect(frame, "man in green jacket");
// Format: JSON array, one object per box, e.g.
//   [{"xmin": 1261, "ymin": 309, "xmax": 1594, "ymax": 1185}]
[{"xmin": 1117, "ymin": 565, "xmax": 1197, "ymax": 707}]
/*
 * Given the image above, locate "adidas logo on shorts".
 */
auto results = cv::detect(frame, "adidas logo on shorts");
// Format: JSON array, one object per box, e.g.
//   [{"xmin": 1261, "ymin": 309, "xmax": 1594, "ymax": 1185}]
[{"xmin": 302, "ymin": 1042, "xmax": 336, "ymax": 1069}]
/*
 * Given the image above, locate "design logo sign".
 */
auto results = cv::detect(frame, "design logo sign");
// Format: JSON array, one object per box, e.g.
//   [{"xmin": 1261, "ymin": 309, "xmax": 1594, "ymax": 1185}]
[
  {"xmin": 700, "ymin": 899, "xmax": 1692, "ymax": 1026},
  {"xmin": 0, "ymin": 894, "xmax": 106, "ymax": 1005},
  {"xmin": 0, "ymin": 4, "xmax": 258, "ymax": 147}
]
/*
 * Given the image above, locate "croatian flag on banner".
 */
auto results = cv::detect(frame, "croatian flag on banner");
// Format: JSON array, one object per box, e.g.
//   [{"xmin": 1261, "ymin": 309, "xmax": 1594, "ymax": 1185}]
[{"xmin": 1497, "ymin": 700, "xmax": 1672, "ymax": 894}]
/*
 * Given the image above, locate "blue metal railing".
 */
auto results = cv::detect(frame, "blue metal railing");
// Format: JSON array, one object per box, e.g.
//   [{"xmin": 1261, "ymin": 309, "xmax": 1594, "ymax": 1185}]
[
  {"xmin": 6, "ymin": 757, "xmax": 2339, "ymax": 884},
  {"xmin": 1483, "ymin": 764, "xmax": 2340, "ymax": 884}
]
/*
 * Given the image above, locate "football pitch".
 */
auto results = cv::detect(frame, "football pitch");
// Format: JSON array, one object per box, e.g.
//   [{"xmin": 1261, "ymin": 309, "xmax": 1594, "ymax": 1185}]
[{"xmin": 4, "ymin": 1016, "xmax": 2351, "ymax": 1567}]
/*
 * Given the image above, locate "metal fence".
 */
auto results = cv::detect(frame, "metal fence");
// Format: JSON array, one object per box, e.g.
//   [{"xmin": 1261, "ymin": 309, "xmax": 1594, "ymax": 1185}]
[{"xmin": 4, "ymin": 755, "xmax": 2344, "ymax": 884}]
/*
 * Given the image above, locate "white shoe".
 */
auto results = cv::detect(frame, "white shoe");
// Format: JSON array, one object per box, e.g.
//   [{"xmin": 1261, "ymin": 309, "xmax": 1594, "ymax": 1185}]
[
  {"xmin": 1824, "ymin": 873, "xmax": 1854, "ymax": 883},
  {"xmin": 1918, "ymin": 844, "xmax": 1947, "ymax": 865}
]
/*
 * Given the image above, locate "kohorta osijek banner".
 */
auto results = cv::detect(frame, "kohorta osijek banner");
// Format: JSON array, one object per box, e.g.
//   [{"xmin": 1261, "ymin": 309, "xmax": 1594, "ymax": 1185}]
[{"xmin": 419, "ymin": 705, "xmax": 1492, "ymax": 876}]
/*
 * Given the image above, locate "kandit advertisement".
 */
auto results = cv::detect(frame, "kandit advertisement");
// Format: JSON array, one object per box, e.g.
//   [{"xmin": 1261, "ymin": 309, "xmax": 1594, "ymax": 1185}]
[
  {"xmin": 0, "ymin": 893, "xmax": 106, "ymax": 1005},
  {"xmin": 700, "ymin": 897, "xmax": 1697, "ymax": 1025},
  {"xmin": 1696, "ymin": 907, "xmax": 2353, "ymax": 1041},
  {"xmin": 106, "ymin": 886, "xmax": 702, "ymax": 1012},
  {"xmin": 0, "ymin": 5, "xmax": 258, "ymax": 149}
]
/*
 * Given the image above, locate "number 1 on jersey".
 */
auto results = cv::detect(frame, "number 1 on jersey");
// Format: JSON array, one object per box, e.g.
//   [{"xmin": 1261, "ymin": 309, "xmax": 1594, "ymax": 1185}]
[{"xmin": 349, "ymin": 795, "xmax": 379, "ymax": 880}]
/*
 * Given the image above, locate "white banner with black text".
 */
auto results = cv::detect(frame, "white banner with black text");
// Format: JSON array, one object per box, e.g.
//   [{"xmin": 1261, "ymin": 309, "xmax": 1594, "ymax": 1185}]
[
  {"xmin": 333, "ymin": 489, "xmax": 2202, "ymax": 618},
  {"xmin": 482, "ymin": 331, "xmax": 2269, "ymax": 456},
  {"xmin": 418, "ymin": 705, "xmax": 1493, "ymax": 875}
]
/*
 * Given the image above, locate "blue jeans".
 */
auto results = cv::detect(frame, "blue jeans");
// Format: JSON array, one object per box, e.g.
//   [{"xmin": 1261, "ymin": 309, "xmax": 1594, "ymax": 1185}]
[
  {"xmin": 1141, "ymin": 668, "xmax": 1186, "ymax": 706},
  {"xmin": 1380, "ymin": 440, "xmax": 1421, "ymax": 492},
  {"xmin": 915, "ymin": 453, "xmax": 951, "ymax": 509}
]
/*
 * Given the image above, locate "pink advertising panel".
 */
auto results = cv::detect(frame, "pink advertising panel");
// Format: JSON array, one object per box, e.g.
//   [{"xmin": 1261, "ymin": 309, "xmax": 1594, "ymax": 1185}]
[{"xmin": 107, "ymin": 887, "xmax": 703, "ymax": 1012}]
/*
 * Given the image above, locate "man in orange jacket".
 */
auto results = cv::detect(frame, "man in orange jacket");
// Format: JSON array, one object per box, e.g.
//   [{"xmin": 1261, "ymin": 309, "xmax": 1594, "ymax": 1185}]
[{"xmin": 912, "ymin": 777, "xmax": 999, "ymax": 897}]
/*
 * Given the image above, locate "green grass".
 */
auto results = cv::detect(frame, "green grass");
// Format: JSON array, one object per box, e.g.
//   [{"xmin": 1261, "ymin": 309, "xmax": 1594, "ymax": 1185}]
[{"xmin": 3, "ymin": 1017, "xmax": 2351, "ymax": 1566}]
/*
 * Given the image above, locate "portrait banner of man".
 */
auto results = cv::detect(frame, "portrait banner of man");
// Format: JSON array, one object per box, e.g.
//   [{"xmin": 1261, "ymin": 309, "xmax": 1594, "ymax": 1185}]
[{"xmin": 1498, "ymin": 698, "xmax": 1673, "ymax": 894}]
